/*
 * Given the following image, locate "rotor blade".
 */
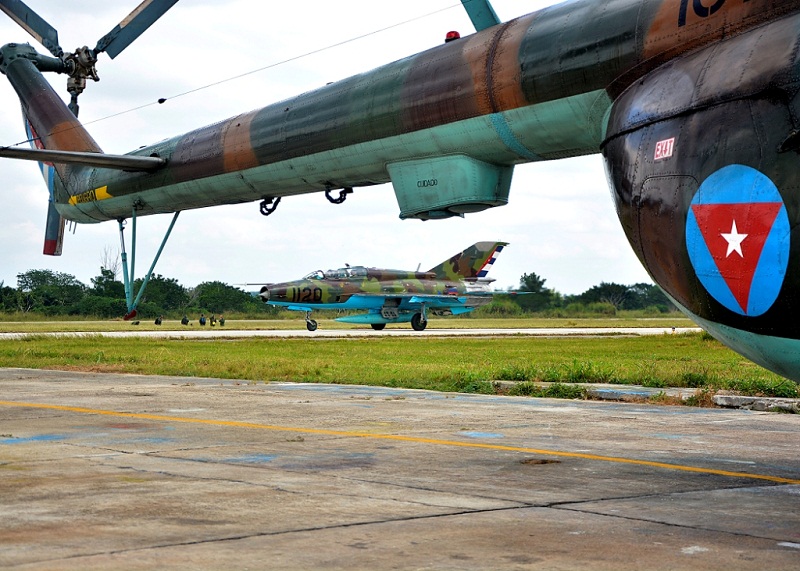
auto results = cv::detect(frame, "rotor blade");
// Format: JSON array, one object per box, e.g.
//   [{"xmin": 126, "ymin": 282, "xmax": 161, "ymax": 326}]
[
  {"xmin": 460, "ymin": 0, "xmax": 501, "ymax": 32},
  {"xmin": 94, "ymin": 0, "xmax": 179, "ymax": 59},
  {"xmin": 0, "ymin": 146, "xmax": 166, "ymax": 171},
  {"xmin": 0, "ymin": 0, "xmax": 61, "ymax": 57}
]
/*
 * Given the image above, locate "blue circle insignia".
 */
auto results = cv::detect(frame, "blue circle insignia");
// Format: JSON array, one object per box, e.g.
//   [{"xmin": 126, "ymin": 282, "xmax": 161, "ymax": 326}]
[{"xmin": 685, "ymin": 165, "xmax": 790, "ymax": 316}]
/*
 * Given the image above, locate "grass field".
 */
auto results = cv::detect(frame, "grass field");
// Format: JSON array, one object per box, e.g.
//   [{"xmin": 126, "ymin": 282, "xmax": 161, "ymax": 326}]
[{"xmin": 0, "ymin": 320, "xmax": 796, "ymax": 401}]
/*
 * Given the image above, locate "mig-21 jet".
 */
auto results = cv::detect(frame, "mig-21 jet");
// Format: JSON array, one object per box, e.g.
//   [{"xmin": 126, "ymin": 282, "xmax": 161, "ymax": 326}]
[{"xmin": 259, "ymin": 242, "xmax": 507, "ymax": 331}]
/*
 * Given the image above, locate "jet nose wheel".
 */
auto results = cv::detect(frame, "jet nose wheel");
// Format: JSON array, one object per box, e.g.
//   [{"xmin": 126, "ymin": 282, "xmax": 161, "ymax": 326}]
[
  {"xmin": 410, "ymin": 313, "xmax": 427, "ymax": 331},
  {"xmin": 306, "ymin": 319, "xmax": 318, "ymax": 332},
  {"xmin": 370, "ymin": 323, "xmax": 386, "ymax": 330}
]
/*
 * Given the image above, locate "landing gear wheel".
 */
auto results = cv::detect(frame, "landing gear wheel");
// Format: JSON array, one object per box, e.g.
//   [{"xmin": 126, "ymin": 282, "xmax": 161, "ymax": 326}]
[
  {"xmin": 410, "ymin": 313, "xmax": 427, "ymax": 331},
  {"xmin": 306, "ymin": 319, "xmax": 318, "ymax": 332},
  {"xmin": 370, "ymin": 323, "xmax": 386, "ymax": 331}
]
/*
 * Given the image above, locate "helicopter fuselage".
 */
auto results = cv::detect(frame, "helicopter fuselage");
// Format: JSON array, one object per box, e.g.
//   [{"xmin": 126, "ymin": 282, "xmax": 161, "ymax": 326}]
[{"xmin": 6, "ymin": 0, "xmax": 800, "ymax": 383}]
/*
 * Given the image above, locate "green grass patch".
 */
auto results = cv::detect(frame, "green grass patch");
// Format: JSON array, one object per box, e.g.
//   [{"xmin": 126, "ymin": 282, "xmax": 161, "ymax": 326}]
[
  {"xmin": 0, "ymin": 332, "xmax": 794, "ymax": 400},
  {"xmin": 507, "ymin": 382, "xmax": 587, "ymax": 399}
]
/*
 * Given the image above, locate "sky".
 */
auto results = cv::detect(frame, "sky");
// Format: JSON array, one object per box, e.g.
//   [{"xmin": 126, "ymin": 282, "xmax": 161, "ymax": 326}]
[{"xmin": 0, "ymin": 0, "xmax": 653, "ymax": 295}]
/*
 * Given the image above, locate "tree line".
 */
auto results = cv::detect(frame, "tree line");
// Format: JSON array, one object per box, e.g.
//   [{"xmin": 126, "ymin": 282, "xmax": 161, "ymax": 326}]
[
  {"xmin": 489, "ymin": 271, "xmax": 676, "ymax": 316},
  {"xmin": 1, "ymin": 268, "xmax": 268, "ymax": 318},
  {"xmin": 0, "ymin": 268, "xmax": 676, "ymax": 319}
]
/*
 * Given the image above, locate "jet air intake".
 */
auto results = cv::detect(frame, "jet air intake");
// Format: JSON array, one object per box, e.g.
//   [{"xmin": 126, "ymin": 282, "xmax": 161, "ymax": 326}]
[{"xmin": 387, "ymin": 155, "xmax": 512, "ymax": 220}]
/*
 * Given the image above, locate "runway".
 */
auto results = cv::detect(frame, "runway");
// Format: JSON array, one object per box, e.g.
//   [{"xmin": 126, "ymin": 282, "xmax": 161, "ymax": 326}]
[
  {"xmin": 0, "ymin": 368, "xmax": 797, "ymax": 570},
  {"xmin": 0, "ymin": 326, "xmax": 701, "ymax": 339}
]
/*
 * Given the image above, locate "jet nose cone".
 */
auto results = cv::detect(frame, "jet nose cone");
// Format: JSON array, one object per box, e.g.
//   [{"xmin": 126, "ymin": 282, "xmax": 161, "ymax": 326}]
[{"xmin": 259, "ymin": 285, "xmax": 270, "ymax": 302}]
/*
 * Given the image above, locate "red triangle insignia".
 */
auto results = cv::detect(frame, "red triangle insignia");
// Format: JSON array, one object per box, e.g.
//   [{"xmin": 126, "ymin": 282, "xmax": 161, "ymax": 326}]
[{"xmin": 690, "ymin": 203, "xmax": 782, "ymax": 313}]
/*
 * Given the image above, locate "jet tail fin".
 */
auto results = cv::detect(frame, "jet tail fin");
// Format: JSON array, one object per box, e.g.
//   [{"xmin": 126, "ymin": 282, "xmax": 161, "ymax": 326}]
[{"xmin": 428, "ymin": 242, "xmax": 508, "ymax": 280}]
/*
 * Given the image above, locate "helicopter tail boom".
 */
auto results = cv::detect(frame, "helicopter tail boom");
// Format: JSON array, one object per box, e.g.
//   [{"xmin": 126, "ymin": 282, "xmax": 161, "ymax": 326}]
[{"xmin": 2, "ymin": 43, "xmax": 103, "ymax": 256}]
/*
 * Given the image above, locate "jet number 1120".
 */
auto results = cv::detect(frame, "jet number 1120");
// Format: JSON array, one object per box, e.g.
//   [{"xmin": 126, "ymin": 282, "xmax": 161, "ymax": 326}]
[{"xmin": 290, "ymin": 287, "xmax": 322, "ymax": 303}]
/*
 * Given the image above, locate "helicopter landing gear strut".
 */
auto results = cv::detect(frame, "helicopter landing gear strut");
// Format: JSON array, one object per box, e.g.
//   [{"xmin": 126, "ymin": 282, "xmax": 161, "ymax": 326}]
[{"xmin": 118, "ymin": 208, "xmax": 180, "ymax": 320}]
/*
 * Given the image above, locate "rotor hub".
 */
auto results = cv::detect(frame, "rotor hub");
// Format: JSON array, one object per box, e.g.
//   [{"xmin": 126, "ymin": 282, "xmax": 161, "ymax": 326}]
[{"xmin": 65, "ymin": 46, "xmax": 98, "ymax": 100}]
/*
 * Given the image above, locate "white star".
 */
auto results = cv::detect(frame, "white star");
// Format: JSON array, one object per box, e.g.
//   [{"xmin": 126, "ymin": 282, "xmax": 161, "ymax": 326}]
[{"xmin": 721, "ymin": 220, "xmax": 747, "ymax": 258}]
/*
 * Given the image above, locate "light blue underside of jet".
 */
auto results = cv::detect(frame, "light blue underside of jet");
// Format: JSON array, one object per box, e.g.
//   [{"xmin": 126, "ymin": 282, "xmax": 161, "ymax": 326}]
[{"xmin": 269, "ymin": 294, "xmax": 478, "ymax": 324}]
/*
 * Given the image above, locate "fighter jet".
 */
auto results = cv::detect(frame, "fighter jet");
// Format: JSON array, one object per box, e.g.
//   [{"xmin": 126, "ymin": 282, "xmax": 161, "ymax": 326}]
[{"xmin": 259, "ymin": 242, "xmax": 507, "ymax": 331}]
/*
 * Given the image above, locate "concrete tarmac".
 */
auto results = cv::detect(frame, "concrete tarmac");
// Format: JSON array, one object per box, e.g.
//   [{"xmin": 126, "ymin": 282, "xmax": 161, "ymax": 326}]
[{"xmin": 0, "ymin": 368, "xmax": 798, "ymax": 570}]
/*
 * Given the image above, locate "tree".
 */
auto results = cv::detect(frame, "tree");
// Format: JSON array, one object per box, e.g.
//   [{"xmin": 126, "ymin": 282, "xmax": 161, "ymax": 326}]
[
  {"xmin": 577, "ymin": 282, "xmax": 630, "ymax": 310},
  {"xmin": 15, "ymin": 269, "xmax": 86, "ymax": 314},
  {"xmin": 100, "ymin": 246, "xmax": 121, "ymax": 280},
  {"xmin": 519, "ymin": 272, "xmax": 547, "ymax": 293},
  {"xmin": 513, "ymin": 271, "xmax": 557, "ymax": 312},
  {"xmin": 75, "ymin": 267, "xmax": 130, "ymax": 318},
  {"xmin": 194, "ymin": 281, "xmax": 253, "ymax": 313},
  {"xmin": 131, "ymin": 274, "xmax": 189, "ymax": 312},
  {"xmin": 625, "ymin": 283, "xmax": 676, "ymax": 312},
  {"xmin": 0, "ymin": 281, "xmax": 17, "ymax": 312},
  {"xmin": 91, "ymin": 267, "xmax": 125, "ymax": 299},
  {"xmin": 73, "ymin": 295, "xmax": 128, "ymax": 318},
  {"xmin": 574, "ymin": 281, "xmax": 676, "ymax": 312}
]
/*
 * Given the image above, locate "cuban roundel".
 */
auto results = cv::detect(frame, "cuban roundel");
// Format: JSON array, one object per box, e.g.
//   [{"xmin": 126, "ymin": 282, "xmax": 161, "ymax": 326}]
[{"xmin": 686, "ymin": 165, "xmax": 790, "ymax": 316}]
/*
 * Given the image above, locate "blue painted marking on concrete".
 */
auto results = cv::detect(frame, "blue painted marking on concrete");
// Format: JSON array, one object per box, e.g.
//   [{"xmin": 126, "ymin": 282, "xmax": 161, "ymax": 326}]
[
  {"xmin": 226, "ymin": 454, "xmax": 278, "ymax": 464},
  {"xmin": 646, "ymin": 433, "xmax": 688, "ymax": 440},
  {"xmin": 114, "ymin": 437, "xmax": 176, "ymax": 445},
  {"xmin": 593, "ymin": 389, "xmax": 651, "ymax": 398},
  {"xmin": 459, "ymin": 431, "xmax": 504, "ymax": 439},
  {"xmin": 0, "ymin": 434, "xmax": 67, "ymax": 444}
]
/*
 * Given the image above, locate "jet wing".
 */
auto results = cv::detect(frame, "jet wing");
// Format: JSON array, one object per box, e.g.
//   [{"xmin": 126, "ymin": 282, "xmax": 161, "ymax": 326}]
[
  {"xmin": 349, "ymin": 293, "xmax": 491, "ymax": 309},
  {"xmin": 407, "ymin": 295, "xmax": 469, "ymax": 306}
]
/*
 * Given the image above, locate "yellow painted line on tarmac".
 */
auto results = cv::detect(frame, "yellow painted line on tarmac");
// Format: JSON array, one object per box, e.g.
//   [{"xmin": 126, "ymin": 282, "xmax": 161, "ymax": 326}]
[{"xmin": 2, "ymin": 399, "xmax": 799, "ymax": 485}]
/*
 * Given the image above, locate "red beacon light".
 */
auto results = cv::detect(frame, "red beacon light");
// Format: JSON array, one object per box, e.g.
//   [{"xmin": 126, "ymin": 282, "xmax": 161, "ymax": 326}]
[{"xmin": 445, "ymin": 31, "xmax": 461, "ymax": 43}]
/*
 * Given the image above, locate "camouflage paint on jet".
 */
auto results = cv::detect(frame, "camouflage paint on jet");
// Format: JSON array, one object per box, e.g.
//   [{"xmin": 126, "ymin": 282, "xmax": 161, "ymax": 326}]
[{"xmin": 259, "ymin": 242, "xmax": 507, "ymax": 331}]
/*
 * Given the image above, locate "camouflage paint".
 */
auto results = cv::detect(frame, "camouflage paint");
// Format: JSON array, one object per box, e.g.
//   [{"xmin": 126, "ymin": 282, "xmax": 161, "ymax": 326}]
[
  {"xmin": 5, "ymin": 0, "xmax": 795, "ymax": 223},
  {"xmin": 5, "ymin": 0, "xmax": 800, "ymax": 379},
  {"xmin": 260, "ymin": 242, "xmax": 507, "ymax": 327},
  {"xmin": 1, "ymin": 45, "xmax": 101, "ymax": 209}
]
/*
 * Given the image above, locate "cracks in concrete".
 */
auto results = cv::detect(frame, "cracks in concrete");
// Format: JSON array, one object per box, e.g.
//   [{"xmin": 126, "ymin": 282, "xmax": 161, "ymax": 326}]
[{"xmin": 545, "ymin": 485, "xmax": 799, "ymax": 544}]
